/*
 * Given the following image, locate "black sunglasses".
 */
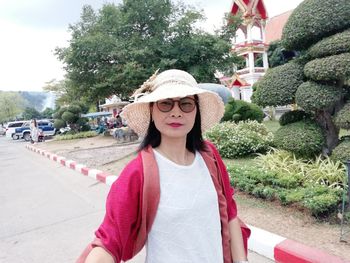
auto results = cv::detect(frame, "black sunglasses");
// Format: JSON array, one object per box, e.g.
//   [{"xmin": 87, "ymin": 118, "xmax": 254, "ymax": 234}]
[{"xmin": 156, "ymin": 97, "xmax": 197, "ymax": 113}]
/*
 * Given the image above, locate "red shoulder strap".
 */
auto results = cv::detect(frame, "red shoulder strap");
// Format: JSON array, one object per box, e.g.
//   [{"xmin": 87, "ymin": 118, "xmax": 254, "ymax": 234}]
[{"xmin": 133, "ymin": 147, "xmax": 160, "ymax": 255}]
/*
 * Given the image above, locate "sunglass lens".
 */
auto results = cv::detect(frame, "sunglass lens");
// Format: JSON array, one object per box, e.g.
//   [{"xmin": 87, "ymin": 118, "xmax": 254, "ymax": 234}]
[
  {"xmin": 157, "ymin": 99, "xmax": 174, "ymax": 112},
  {"xmin": 179, "ymin": 98, "xmax": 196, "ymax": 113}
]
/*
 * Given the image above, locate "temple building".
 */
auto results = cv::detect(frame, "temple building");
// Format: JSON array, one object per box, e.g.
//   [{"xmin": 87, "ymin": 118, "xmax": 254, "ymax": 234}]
[{"xmin": 221, "ymin": 0, "xmax": 292, "ymax": 102}]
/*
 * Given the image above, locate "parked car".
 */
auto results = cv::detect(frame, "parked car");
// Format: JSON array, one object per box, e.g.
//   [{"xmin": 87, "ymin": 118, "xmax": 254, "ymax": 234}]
[
  {"xmin": 5, "ymin": 121, "xmax": 26, "ymax": 139},
  {"xmin": 13, "ymin": 120, "xmax": 56, "ymax": 141},
  {"xmin": 0, "ymin": 125, "xmax": 5, "ymax": 136}
]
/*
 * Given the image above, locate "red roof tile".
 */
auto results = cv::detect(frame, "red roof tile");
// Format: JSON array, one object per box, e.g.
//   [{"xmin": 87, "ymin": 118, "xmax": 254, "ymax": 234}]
[{"xmin": 265, "ymin": 10, "xmax": 293, "ymax": 44}]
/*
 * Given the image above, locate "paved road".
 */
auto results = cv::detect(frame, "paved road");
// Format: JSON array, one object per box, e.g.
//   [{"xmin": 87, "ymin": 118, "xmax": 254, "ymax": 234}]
[{"xmin": 0, "ymin": 137, "xmax": 273, "ymax": 263}]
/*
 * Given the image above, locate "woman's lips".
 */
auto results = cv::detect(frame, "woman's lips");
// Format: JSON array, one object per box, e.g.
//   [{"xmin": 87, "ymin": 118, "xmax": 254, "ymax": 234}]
[{"xmin": 168, "ymin": 123, "xmax": 183, "ymax": 128}]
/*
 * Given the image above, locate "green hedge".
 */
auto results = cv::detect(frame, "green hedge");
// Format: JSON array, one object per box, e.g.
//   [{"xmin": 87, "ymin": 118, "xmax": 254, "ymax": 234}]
[
  {"xmin": 295, "ymin": 81, "xmax": 343, "ymax": 112},
  {"xmin": 282, "ymin": 0, "xmax": 350, "ymax": 51},
  {"xmin": 279, "ymin": 110, "xmax": 311, "ymax": 126},
  {"xmin": 56, "ymin": 131, "xmax": 97, "ymax": 140},
  {"xmin": 304, "ymin": 53, "xmax": 350, "ymax": 82},
  {"xmin": 222, "ymin": 99, "xmax": 264, "ymax": 123},
  {"xmin": 334, "ymin": 101, "xmax": 350, "ymax": 129},
  {"xmin": 274, "ymin": 121, "xmax": 325, "ymax": 157},
  {"xmin": 308, "ymin": 29, "xmax": 350, "ymax": 58},
  {"xmin": 332, "ymin": 140, "xmax": 350, "ymax": 162},
  {"xmin": 252, "ymin": 62, "xmax": 304, "ymax": 107}
]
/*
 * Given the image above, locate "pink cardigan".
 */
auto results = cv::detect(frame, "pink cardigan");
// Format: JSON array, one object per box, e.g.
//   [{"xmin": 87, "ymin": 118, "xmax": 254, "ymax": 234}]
[{"xmin": 77, "ymin": 141, "xmax": 250, "ymax": 263}]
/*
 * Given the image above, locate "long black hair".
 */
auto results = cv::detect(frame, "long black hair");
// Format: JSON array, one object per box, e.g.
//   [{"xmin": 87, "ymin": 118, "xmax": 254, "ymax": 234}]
[{"xmin": 138, "ymin": 95, "xmax": 207, "ymax": 153}]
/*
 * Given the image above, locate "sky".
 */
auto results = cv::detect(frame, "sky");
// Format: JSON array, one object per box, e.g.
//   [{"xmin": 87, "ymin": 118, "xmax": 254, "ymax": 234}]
[{"xmin": 0, "ymin": 0, "xmax": 304, "ymax": 92}]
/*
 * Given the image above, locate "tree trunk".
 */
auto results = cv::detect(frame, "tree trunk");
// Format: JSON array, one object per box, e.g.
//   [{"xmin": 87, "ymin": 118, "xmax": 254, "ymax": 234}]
[{"xmin": 315, "ymin": 110, "xmax": 339, "ymax": 156}]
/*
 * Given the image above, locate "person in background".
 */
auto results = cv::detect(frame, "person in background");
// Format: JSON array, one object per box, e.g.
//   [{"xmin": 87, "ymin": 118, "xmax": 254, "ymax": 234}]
[
  {"xmin": 30, "ymin": 119, "xmax": 39, "ymax": 144},
  {"xmin": 77, "ymin": 69, "xmax": 250, "ymax": 263}
]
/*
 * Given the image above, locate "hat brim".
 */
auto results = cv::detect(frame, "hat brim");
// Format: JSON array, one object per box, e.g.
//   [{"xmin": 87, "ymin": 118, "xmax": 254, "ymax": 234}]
[{"xmin": 121, "ymin": 84, "xmax": 224, "ymax": 136}]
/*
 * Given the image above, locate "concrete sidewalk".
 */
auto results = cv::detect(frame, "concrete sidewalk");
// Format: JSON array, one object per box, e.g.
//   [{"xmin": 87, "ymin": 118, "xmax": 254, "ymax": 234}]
[{"xmin": 26, "ymin": 144, "xmax": 350, "ymax": 263}]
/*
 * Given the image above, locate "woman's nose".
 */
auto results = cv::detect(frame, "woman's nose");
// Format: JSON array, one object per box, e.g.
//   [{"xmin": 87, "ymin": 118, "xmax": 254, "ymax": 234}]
[{"xmin": 170, "ymin": 102, "xmax": 182, "ymax": 117}]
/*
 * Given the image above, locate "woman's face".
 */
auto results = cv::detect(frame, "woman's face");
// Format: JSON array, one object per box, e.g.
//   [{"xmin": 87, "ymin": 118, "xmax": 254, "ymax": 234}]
[{"xmin": 151, "ymin": 96, "xmax": 197, "ymax": 140}]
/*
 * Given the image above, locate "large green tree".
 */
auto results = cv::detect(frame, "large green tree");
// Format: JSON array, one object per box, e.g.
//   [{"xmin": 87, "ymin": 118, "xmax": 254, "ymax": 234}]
[
  {"xmin": 0, "ymin": 92, "xmax": 25, "ymax": 123},
  {"xmin": 55, "ymin": 0, "xmax": 241, "ymax": 104},
  {"xmin": 252, "ymin": 0, "xmax": 350, "ymax": 156}
]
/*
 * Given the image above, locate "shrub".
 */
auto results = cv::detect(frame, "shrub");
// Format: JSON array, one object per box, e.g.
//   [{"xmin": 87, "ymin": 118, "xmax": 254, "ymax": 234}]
[
  {"xmin": 56, "ymin": 131, "xmax": 97, "ymax": 140},
  {"xmin": 304, "ymin": 53, "xmax": 350, "ymax": 82},
  {"xmin": 222, "ymin": 99, "xmax": 264, "ymax": 123},
  {"xmin": 274, "ymin": 121, "xmax": 325, "ymax": 158},
  {"xmin": 308, "ymin": 29, "xmax": 350, "ymax": 58},
  {"xmin": 251, "ymin": 62, "xmax": 304, "ymax": 107},
  {"xmin": 332, "ymin": 140, "xmax": 350, "ymax": 163},
  {"xmin": 205, "ymin": 121, "xmax": 273, "ymax": 158},
  {"xmin": 227, "ymin": 163, "xmax": 343, "ymax": 218},
  {"xmin": 279, "ymin": 110, "xmax": 310, "ymax": 126},
  {"xmin": 303, "ymin": 186, "xmax": 342, "ymax": 218},
  {"xmin": 295, "ymin": 81, "xmax": 343, "ymax": 112},
  {"xmin": 282, "ymin": 0, "xmax": 350, "ymax": 51},
  {"xmin": 334, "ymin": 101, "xmax": 350, "ymax": 130}
]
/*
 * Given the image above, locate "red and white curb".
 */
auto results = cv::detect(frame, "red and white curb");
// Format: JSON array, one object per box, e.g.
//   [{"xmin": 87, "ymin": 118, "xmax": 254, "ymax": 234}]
[
  {"xmin": 248, "ymin": 225, "xmax": 349, "ymax": 262},
  {"xmin": 26, "ymin": 144, "xmax": 118, "ymax": 186},
  {"xmin": 26, "ymin": 144, "xmax": 350, "ymax": 263}
]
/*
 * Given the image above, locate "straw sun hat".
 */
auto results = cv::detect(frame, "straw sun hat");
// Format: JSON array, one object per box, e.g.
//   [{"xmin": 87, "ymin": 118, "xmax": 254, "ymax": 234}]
[{"xmin": 121, "ymin": 69, "xmax": 225, "ymax": 136}]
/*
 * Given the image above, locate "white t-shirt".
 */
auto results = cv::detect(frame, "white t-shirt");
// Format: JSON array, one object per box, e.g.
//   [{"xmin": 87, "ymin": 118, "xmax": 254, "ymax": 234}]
[{"xmin": 145, "ymin": 149, "xmax": 223, "ymax": 263}]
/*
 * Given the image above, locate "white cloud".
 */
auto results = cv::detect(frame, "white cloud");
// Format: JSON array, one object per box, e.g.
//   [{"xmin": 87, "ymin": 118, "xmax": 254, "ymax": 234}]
[{"xmin": 0, "ymin": 19, "xmax": 69, "ymax": 91}]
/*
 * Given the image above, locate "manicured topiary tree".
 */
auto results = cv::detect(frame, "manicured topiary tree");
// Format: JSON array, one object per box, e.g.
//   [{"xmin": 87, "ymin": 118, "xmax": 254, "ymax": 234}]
[
  {"xmin": 252, "ymin": 0, "xmax": 350, "ymax": 156},
  {"xmin": 53, "ymin": 103, "xmax": 89, "ymax": 133},
  {"xmin": 274, "ymin": 121, "xmax": 325, "ymax": 158},
  {"xmin": 222, "ymin": 99, "xmax": 264, "ymax": 123}
]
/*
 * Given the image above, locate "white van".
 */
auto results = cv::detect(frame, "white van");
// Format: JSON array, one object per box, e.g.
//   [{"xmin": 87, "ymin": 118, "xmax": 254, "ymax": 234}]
[{"xmin": 5, "ymin": 121, "xmax": 26, "ymax": 139}]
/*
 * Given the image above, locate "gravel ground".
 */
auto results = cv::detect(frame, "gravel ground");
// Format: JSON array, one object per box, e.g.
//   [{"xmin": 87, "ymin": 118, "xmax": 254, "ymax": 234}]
[{"xmin": 62, "ymin": 143, "xmax": 139, "ymax": 169}]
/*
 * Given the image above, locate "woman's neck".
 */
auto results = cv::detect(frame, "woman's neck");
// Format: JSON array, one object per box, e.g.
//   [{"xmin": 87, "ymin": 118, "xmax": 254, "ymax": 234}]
[{"xmin": 156, "ymin": 137, "xmax": 194, "ymax": 165}]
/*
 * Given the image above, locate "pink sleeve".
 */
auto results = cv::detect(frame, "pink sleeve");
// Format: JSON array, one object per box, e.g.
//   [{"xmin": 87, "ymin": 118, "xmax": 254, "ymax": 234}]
[{"xmin": 76, "ymin": 157, "xmax": 142, "ymax": 263}]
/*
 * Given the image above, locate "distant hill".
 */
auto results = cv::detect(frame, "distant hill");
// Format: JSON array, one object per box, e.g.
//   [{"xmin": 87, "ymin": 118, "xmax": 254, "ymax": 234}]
[{"xmin": 16, "ymin": 91, "xmax": 56, "ymax": 111}]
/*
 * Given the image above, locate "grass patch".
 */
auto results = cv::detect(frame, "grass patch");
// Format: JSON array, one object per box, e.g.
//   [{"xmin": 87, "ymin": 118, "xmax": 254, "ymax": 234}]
[
  {"xmin": 263, "ymin": 120, "xmax": 280, "ymax": 133},
  {"xmin": 224, "ymin": 156, "xmax": 256, "ymax": 167}
]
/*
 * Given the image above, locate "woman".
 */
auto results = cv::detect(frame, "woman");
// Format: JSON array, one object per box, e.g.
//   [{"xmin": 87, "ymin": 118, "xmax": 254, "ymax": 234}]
[
  {"xmin": 78, "ymin": 69, "xmax": 250, "ymax": 263},
  {"xmin": 30, "ymin": 119, "xmax": 39, "ymax": 144}
]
